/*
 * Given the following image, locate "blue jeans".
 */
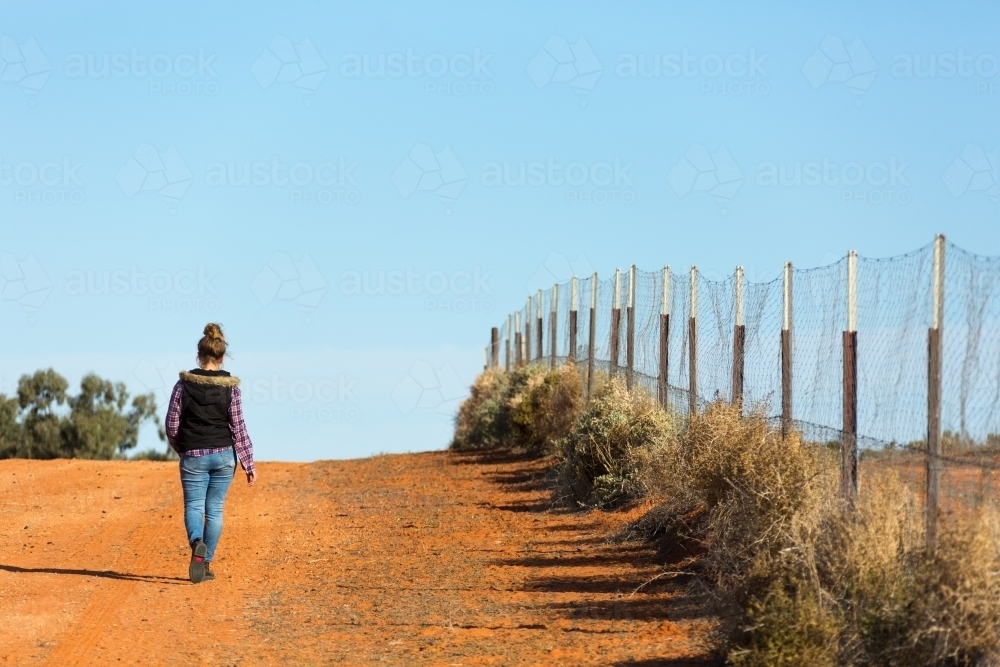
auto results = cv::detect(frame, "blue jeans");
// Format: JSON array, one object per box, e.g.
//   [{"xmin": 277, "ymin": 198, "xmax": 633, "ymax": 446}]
[{"xmin": 179, "ymin": 449, "xmax": 236, "ymax": 562}]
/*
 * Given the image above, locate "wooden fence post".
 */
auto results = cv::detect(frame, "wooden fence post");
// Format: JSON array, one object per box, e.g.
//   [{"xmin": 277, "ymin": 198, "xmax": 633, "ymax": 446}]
[
  {"xmin": 569, "ymin": 277, "xmax": 578, "ymax": 363},
  {"xmin": 505, "ymin": 314, "xmax": 511, "ymax": 371},
  {"xmin": 732, "ymin": 266, "xmax": 745, "ymax": 410},
  {"xmin": 550, "ymin": 283, "xmax": 558, "ymax": 368},
  {"xmin": 587, "ymin": 272, "xmax": 598, "ymax": 399},
  {"xmin": 689, "ymin": 266, "xmax": 698, "ymax": 417},
  {"xmin": 927, "ymin": 234, "xmax": 945, "ymax": 551},
  {"xmin": 524, "ymin": 297, "xmax": 532, "ymax": 364},
  {"xmin": 514, "ymin": 310, "xmax": 522, "ymax": 367},
  {"xmin": 491, "ymin": 327, "xmax": 499, "ymax": 368},
  {"xmin": 781, "ymin": 262, "xmax": 793, "ymax": 437},
  {"xmin": 842, "ymin": 250, "xmax": 858, "ymax": 504},
  {"xmin": 536, "ymin": 290, "xmax": 544, "ymax": 363},
  {"xmin": 626, "ymin": 265, "xmax": 636, "ymax": 390},
  {"xmin": 610, "ymin": 268, "xmax": 621, "ymax": 378},
  {"xmin": 659, "ymin": 266, "xmax": 670, "ymax": 408}
]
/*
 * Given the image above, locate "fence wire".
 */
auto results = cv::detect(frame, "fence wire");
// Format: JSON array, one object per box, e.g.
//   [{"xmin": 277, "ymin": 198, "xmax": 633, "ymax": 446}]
[{"xmin": 490, "ymin": 240, "xmax": 1000, "ymax": 515}]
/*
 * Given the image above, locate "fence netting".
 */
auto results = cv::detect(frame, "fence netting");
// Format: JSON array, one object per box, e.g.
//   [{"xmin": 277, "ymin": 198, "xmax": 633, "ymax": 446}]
[{"xmin": 492, "ymin": 240, "xmax": 1000, "ymax": 517}]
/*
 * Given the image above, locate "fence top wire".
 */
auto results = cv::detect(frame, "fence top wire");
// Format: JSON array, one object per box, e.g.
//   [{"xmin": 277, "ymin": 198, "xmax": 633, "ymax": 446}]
[{"xmin": 494, "ymin": 241, "xmax": 1000, "ymax": 448}]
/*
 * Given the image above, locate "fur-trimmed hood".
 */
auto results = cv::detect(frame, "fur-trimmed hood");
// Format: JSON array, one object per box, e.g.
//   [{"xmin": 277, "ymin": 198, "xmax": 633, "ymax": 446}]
[{"xmin": 179, "ymin": 371, "xmax": 241, "ymax": 387}]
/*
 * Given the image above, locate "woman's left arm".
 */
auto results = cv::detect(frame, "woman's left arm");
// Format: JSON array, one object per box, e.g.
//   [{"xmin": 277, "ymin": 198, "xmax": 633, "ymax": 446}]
[{"xmin": 229, "ymin": 385, "xmax": 256, "ymax": 485}]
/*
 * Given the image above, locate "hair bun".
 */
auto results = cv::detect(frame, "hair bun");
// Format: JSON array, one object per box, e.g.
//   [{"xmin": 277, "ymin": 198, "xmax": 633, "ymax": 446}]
[
  {"xmin": 203, "ymin": 322, "xmax": 225, "ymax": 340},
  {"xmin": 197, "ymin": 323, "xmax": 228, "ymax": 362}
]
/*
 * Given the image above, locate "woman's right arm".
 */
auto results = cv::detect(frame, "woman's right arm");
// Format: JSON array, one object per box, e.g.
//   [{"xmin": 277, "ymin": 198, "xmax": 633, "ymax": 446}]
[{"xmin": 165, "ymin": 381, "xmax": 183, "ymax": 451}]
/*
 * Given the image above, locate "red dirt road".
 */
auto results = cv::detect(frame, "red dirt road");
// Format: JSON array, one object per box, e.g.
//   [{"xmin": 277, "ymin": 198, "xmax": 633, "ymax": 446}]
[{"xmin": 0, "ymin": 451, "xmax": 720, "ymax": 665}]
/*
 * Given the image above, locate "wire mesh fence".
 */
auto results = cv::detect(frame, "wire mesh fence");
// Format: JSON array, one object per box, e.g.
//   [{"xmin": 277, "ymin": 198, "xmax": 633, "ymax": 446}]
[{"xmin": 486, "ymin": 236, "xmax": 1000, "ymax": 536}]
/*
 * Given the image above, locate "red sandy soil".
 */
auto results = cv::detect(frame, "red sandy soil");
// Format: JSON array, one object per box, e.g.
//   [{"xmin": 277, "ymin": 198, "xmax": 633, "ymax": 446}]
[{"xmin": 0, "ymin": 450, "xmax": 722, "ymax": 666}]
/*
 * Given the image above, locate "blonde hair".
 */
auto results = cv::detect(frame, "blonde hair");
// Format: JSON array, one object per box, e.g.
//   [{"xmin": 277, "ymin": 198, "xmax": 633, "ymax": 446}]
[{"xmin": 197, "ymin": 323, "xmax": 227, "ymax": 363}]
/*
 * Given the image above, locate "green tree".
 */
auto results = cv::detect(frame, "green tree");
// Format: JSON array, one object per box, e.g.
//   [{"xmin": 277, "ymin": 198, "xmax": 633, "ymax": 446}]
[
  {"xmin": 0, "ymin": 368, "xmax": 165, "ymax": 460},
  {"xmin": 17, "ymin": 368, "xmax": 69, "ymax": 458},
  {"xmin": 62, "ymin": 374, "xmax": 164, "ymax": 459},
  {"xmin": 0, "ymin": 394, "xmax": 21, "ymax": 458}
]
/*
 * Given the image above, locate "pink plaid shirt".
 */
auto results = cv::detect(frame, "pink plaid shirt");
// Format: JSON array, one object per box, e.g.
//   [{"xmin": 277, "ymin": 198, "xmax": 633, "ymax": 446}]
[{"xmin": 165, "ymin": 379, "xmax": 255, "ymax": 475}]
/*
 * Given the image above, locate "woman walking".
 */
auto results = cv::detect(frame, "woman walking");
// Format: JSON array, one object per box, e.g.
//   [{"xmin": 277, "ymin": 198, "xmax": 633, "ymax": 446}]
[{"xmin": 165, "ymin": 323, "xmax": 256, "ymax": 583}]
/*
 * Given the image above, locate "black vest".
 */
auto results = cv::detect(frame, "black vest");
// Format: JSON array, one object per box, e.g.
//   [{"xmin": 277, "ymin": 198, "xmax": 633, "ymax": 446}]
[{"xmin": 175, "ymin": 370, "xmax": 239, "ymax": 452}]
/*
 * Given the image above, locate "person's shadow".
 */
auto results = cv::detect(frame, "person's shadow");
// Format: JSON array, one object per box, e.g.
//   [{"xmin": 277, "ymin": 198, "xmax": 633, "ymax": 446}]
[{"xmin": 0, "ymin": 564, "xmax": 188, "ymax": 585}]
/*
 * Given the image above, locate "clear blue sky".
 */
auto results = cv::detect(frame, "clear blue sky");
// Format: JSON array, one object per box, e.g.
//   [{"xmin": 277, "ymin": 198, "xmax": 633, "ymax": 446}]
[{"xmin": 1, "ymin": 1, "xmax": 997, "ymax": 459}]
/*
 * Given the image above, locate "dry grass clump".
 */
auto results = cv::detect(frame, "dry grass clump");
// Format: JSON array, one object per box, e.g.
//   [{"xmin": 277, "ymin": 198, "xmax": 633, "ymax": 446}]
[
  {"xmin": 902, "ymin": 508, "xmax": 1000, "ymax": 665},
  {"xmin": 731, "ymin": 469, "xmax": 914, "ymax": 665},
  {"xmin": 450, "ymin": 367, "xmax": 509, "ymax": 450},
  {"xmin": 730, "ymin": 467, "xmax": 1000, "ymax": 666},
  {"xmin": 555, "ymin": 378, "xmax": 675, "ymax": 508},
  {"xmin": 629, "ymin": 402, "xmax": 1000, "ymax": 664},
  {"xmin": 732, "ymin": 578, "xmax": 844, "ymax": 667},
  {"xmin": 451, "ymin": 364, "xmax": 582, "ymax": 455},
  {"xmin": 646, "ymin": 402, "xmax": 828, "ymax": 595},
  {"xmin": 507, "ymin": 363, "xmax": 583, "ymax": 455}
]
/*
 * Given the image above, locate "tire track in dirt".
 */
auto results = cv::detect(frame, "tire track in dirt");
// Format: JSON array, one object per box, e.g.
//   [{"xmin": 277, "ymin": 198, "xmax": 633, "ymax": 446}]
[
  {"xmin": 48, "ymin": 521, "xmax": 174, "ymax": 667},
  {"xmin": 41, "ymin": 476, "xmax": 177, "ymax": 665},
  {"xmin": 48, "ymin": 465, "xmax": 280, "ymax": 666}
]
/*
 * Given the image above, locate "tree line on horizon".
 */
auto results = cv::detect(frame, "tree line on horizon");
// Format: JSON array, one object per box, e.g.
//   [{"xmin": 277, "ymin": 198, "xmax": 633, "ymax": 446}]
[{"xmin": 0, "ymin": 368, "xmax": 171, "ymax": 460}]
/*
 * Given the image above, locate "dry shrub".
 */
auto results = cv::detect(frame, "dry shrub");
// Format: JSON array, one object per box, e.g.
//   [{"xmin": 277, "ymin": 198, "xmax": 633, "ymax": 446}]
[
  {"xmin": 508, "ymin": 363, "xmax": 583, "ymax": 455},
  {"xmin": 649, "ymin": 402, "xmax": 827, "ymax": 595},
  {"xmin": 730, "ymin": 577, "xmax": 843, "ymax": 667},
  {"xmin": 450, "ymin": 368, "xmax": 509, "ymax": 450},
  {"xmin": 555, "ymin": 378, "xmax": 675, "ymax": 508},
  {"xmin": 629, "ymin": 403, "xmax": 1000, "ymax": 663},
  {"xmin": 903, "ymin": 508, "xmax": 1000, "ymax": 666},
  {"xmin": 735, "ymin": 469, "xmax": 918, "ymax": 665},
  {"xmin": 815, "ymin": 469, "xmax": 922, "ymax": 662},
  {"xmin": 734, "ymin": 466, "xmax": 1000, "ymax": 666},
  {"xmin": 451, "ymin": 364, "xmax": 582, "ymax": 454}
]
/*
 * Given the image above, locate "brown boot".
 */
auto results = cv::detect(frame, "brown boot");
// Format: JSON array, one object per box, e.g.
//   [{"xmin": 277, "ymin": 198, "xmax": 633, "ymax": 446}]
[
  {"xmin": 189, "ymin": 540, "xmax": 207, "ymax": 583},
  {"xmin": 204, "ymin": 562, "xmax": 216, "ymax": 581}
]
